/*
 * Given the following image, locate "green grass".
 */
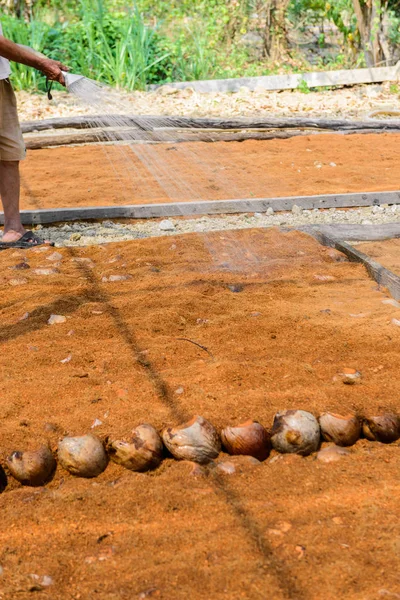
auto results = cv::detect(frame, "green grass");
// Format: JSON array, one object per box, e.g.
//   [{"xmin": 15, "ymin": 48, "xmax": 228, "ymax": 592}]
[{"xmin": 1, "ymin": 0, "xmax": 383, "ymax": 93}]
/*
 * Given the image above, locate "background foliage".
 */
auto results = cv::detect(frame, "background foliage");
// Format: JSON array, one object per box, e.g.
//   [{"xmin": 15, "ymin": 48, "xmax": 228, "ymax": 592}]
[{"xmin": 1, "ymin": 0, "xmax": 400, "ymax": 91}]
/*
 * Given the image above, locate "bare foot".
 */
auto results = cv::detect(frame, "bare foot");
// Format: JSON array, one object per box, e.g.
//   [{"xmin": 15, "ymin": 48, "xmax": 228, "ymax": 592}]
[
  {"xmin": 2, "ymin": 228, "xmax": 53, "ymax": 245},
  {"xmin": 1, "ymin": 228, "xmax": 26, "ymax": 243}
]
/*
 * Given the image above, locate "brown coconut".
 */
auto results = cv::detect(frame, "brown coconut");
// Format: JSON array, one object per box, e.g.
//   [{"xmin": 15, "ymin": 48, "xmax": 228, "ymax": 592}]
[
  {"xmin": 221, "ymin": 420, "xmax": 271, "ymax": 461},
  {"xmin": 58, "ymin": 434, "xmax": 108, "ymax": 478},
  {"xmin": 107, "ymin": 423, "xmax": 163, "ymax": 472},
  {"xmin": 162, "ymin": 415, "xmax": 221, "ymax": 464},
  {"xmin": 319, "ymin": 413, "xmax": 361, "ymax": 447},
  {"xmin": 362, "ymin": 414, "xmax": 400, "ymax": 443},
  {"xmin": 6, "ymin": 445, "xmax": 56, "ymax": 487},
  {"xmin": 271, "ymin": 410, "xmax": 320, "ymax": 456}
]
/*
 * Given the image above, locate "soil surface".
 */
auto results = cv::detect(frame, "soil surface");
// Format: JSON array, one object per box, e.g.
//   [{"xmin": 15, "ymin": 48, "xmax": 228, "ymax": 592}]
[
  {"xmin": 20, "ymin": 133, "xmax": 400, "ymax": 210},
  {"xmin": 1, "ymin": 229, "xmax": 400, "ymax": 599},
  {"xmin": 358, "ymin": 238, "xmax": 400, "ymax": 278}
]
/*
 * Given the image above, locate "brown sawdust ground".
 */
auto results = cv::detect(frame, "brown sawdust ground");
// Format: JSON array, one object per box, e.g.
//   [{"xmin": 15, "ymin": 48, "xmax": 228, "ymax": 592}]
[
  {"xmin": 19, "ymin": 133, "xmax": 400, "ymax": 210},
  {"xmin": 1, "ymin": 228, "xmax": 400, "ymax": 599},
  {"xmin": 357, "ymin": 238, "xmax": 400, "ymax": 278}
]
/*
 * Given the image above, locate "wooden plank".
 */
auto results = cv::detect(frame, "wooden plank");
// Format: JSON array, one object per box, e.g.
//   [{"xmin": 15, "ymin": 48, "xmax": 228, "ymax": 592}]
[
  {"xmin": 2, "ymin": 190, "xmax": 400, "ymax": 225},
  {"xmin": 300, "ymin": 223, "xmax": 400, "ymax": 242},
  {"xmin": 149, "ymin": 63, "xmax": 400, "ymax": 93},
  {"xmin": 23, "ymin": 129, "xmax": 319, "ymax": 150},
  {"xmin": 21, "ymin": 114, "xmax": 400, "ymax": 134},
  {"xmin": 23, "ymin": 127, "xmax": 400, "ymax": 150},
  {"xmin": 309, "ymin": 232, "xmax": 400, "ymax": 301}
]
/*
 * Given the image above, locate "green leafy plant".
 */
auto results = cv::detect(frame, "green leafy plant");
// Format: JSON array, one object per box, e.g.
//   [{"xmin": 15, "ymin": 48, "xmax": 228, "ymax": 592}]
[{"xmin": 297, "ymin": 77, "xmax": 311, "ymax": 93}]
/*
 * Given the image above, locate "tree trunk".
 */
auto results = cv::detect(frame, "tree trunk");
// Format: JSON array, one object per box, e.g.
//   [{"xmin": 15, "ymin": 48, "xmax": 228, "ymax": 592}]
[
  {"xmin": 264, "ymin": 0, "xmax": 290, "ymax": 60},
  {"xmin": 352, "ymin": 0, "xmax": 391, "ymax": 67}
]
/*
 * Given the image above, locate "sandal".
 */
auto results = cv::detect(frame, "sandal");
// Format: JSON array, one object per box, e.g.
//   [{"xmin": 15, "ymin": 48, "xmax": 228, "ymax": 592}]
[{"xmin": 0, "ymin": 231, "xmax": 54, "ymax": 250}]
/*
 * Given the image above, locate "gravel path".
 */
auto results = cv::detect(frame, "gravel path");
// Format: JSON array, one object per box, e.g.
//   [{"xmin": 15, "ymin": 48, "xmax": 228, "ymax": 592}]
[
  {"xmin": 16, "ymin": 81, "xmax": 400, "ymax": 122},
  {"xmin": 33, "ymin": 204, "xmax": 400, "ymax": 247}
]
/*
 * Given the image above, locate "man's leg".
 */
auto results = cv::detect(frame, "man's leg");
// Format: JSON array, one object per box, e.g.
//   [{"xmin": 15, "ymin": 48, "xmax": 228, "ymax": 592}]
[{"xmin": 0, "ymin": 159, "xmax": 26, "ymax": 242}]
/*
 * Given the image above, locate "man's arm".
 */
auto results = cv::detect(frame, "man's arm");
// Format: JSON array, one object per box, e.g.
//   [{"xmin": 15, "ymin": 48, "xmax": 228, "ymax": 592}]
[{"xmin": 0, "ymin": 35, "xmax": 68, "ymax": 85}]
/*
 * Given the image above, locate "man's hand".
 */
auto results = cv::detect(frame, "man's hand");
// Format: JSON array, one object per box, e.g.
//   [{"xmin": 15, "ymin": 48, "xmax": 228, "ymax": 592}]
[
  {"xmin": 39, "ymin": 58, "xmax": 69, "ymax": 86},
  {"xmin": 0, "ymin": 35, "xmax": 69, "ymax": 85}
]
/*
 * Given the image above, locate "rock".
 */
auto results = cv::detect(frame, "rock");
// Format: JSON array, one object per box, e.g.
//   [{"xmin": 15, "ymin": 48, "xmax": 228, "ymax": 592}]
[
  {"xmin": 10, "ymin": 262, "xmax": 30, "ymax": 270},
  {"xmin": 228, "ymin": 284, "xmax": 244, "ymax": 293},
  {"xmin": 215, "ymin": 461, "xmax": 236, "ymax": 475},
  {"xmin": 70, "ymin": 233, "xmax": 82, "ymax": 241},
  {"xmin": 292, "ymin": 204, "xmax": 303, "ymax": 215},
  {"xmin": 336, "ymin": 368, "xmax": 362, "ymax": 385},
  {"xmin": 159, "ymin": 219, "xmax": 175, "ymax": 231},
  {"xmin": 71, "ymin": 257, "xmax": 95, "ymax": 266},
  {"xmin": 254, "ymin": 212, "xmax": 263, "ymax": 218},
  {"xmin": 48, "ymin": 314, "xmax": 66, "ymax": 325},
  {"xmin": 46, "ymin": 252, "xmax": 63, "ymax": 262},
  {"xmin": 30, "ymin": 574, "xmax": 53, "ymax": 587},
  {"xmin": 266, "ymin": 207, "xmax": 274, "ymax": 216},
  {"xmin": 316, "ymin": 445, "xmax": 351, "ymax": 463},
  {"xmin": 392, "ymin": 318, "xmax": 400, "ymax": 327},
  {"xmin": 9, "ymin": 278, "xmax": 28, "ymax": 286},
  {"xmin": 60, "ymin": 355, "xmax": 72, "ymax": 364},
  {"xmin": 102, "ymin": 274, "xmax": 132, "ymax": 283},
  {"xmin": 33, "ymin": 268, "xmax": 59, "ymax": 276}
]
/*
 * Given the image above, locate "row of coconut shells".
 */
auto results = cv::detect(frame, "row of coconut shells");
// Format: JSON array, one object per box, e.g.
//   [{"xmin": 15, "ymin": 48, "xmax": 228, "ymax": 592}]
[{"xmin": 3, "ymin": 410, "xmax": 400, "ymax": 488}]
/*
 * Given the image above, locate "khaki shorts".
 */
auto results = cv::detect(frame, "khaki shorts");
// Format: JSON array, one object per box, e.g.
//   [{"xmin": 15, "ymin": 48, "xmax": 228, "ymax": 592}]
[{"xmin": 0, "ymin": 78, "xmax": 26, "ymax": 161}]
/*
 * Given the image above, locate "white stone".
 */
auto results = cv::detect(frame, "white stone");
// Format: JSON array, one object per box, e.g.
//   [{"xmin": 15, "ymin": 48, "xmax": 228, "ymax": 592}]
[
  {"xmin": 48, "ymin": 314, "xmax": 66, "ymax": 325},
  {"xmin": 266, "ymin": 207, "xmax": 274, "ymax": 216},
  {"xmin": 159, "ymin": 219, "xmax": 175, "ymax": 231},
  {"xmin": 292, "ymin": 204, "xmax": 303, "ymax": 215},
  {"xmin": 33, "ymin": 268, "xmax": 59, "ymax": 276}
]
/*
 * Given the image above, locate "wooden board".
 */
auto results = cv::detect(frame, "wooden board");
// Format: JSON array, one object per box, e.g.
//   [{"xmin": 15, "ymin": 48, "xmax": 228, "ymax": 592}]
[
  {"xmin": 21, "ymin": 115, "xmax": 400, "ymax": 134},
  {"xmin": 2, "ymin": 191, "xmax": 400, "ymax": 225},
  {"xmin": 148, "ymin": 63, "xmax": 400, "ymax": 93},
  {"xmin": 22, "ymin": 129, "xmax": 321, "ymax": 150},
  {"xmin": 300, "ymin": 223, "xmax": 400, "ymax": 241},
  {"xmin": 24, "ymin": 127, "xmax": 400, "ymax": 150},
  {"xmin": 309, "ymin": 232, "xmax": 400, "ymax": 301}
]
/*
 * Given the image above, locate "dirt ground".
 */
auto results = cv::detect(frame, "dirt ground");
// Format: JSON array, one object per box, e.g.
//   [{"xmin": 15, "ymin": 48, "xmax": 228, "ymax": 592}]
[
  {"xmin": 20, "ymin": 133, "xmax": 400, "ymax": 210},
  {"xmin": 358, "ymin": 238, "xmax": 400, "ymax": 278},
  {"xmin": 1, "ymin": 228, "xmax": 400, "ymax": 599}
]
